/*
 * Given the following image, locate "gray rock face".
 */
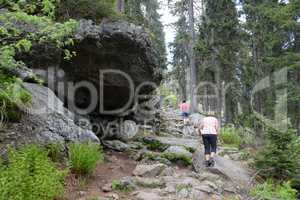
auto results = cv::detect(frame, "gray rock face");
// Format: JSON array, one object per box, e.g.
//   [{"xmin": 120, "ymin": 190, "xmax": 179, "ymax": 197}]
[
  {"xmin": 118, "ymin": 120, "xmax": 139, "ymax": 141},
  {"xmin": 3, "ymin": 83, "xmax": 99, "ymax": 148},
  {"xmin": 18, "ymin": 19, "xmax": 162, "ymax": 116},
  {"xmin": 192, "ymin": 148, "xmax": 252, "ymax": 188}
]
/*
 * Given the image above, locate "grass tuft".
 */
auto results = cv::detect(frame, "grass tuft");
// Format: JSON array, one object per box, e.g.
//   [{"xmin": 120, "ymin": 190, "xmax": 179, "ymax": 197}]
[{"xmin": 68, "ymin": 142, "xmax": 103, "ymax": 175}]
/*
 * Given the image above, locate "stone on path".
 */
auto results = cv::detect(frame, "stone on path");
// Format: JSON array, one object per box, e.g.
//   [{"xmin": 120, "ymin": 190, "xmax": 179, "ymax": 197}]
[
  {"xmin": 133, "ymin": 163, "xmax": 167, "ymax": 177},
  {"xmin": 102, "ymin": 183, "xmax": 112, "ymax": 193},
  {"xmin": 134, "ymin": 191, "xmax": 162, "ymax": 200},
  {"xmin": 192, "ymin": 148, "xmax": 252, "ymax": 188},
  {"xmin": 102, "ymin": 140, "xmax": 129, "ymax": 152},
  {"xmin": 154, "ymin": 136, "xmax": 201, "ymax": 150},
  {"xmin": 134, "ymin": 177, "xmax": 165, "ymax": 188}
]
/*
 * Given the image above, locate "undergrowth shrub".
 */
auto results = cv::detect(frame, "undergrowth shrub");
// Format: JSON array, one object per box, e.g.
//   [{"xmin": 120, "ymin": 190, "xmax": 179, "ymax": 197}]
[
  {"xmin": 255, "ymin": 127, "xmax": 300, "ymax": 182},
  {"xmin": 250, "ymin": 180, "xmax": 298, "ymax": 200},
  {"xmin": 0, "ymin": 73, "xmax": 31, "ymax": 122},
  {"xmin": 47, "ymin": 143, "xmax": 64, "ymax": 162},
  {"xmin": 164, "ymin": 94, "xmax": 178, "ymax": 108},
  {"xmin": 68, "ymin": 142, "xmax": 103, "ymax": 175},
  {"xmin": 220, "ymin": 126, "xmax": 242, "ymax": 148},
  {"xmin": 0, "ymin": 145, "xmax": 67, "ymax": 200}
]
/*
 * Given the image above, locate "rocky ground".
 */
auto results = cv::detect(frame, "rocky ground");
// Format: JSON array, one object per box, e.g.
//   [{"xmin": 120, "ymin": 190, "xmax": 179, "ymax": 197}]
[{"xmin": 62, "ymin": 109, "xmax": 254, "ymax": 200}]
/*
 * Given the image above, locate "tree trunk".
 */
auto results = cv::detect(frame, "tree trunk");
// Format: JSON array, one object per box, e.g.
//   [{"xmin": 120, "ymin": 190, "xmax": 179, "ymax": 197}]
[
  {"xmin": 117, "ymin": 0, "xmax": 125, "ymax": 13},
  {"xmin": 188, "ymin": 0, "xmax": 197, "ymax": 113}
]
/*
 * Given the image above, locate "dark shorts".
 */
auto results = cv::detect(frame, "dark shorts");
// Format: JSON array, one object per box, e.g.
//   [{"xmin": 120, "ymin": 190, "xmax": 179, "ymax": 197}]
[
  {"xmin": 202, "ymin": 134, "xmax": 218, "ymax": 155},
  {"xmin": 182, "ymin": 112, "xmax": 189, "ymax": 118}
]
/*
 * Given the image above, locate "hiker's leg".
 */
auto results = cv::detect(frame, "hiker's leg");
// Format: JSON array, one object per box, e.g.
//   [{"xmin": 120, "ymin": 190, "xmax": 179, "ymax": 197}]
[
  {"xmin": 210, "ymin": 135, "xmax": 217, "ymax": 158},
  {"xmin": 202, "ymin": 135, "xmax": 211, "ymax": 161},
  {"xmin": 182, "ymin": 113, "xmax": 187, "ymax": 125},
  {"xmin": 205, "ymin": 135, "xmax": 216, "ymax": 167}
]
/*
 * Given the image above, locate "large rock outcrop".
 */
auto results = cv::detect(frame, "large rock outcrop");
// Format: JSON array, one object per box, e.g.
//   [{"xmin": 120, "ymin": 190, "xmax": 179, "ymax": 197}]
[
  {"xmin": 1, "ymin": 11, "xmax": 162, "ymax": 144},
  {"xmin": 19, "ymin": 19, "xmax": 162, "ymax": 116},
  {"xmin": 0, "ymin": 83, "xmax": 99, "ymax": 153}
]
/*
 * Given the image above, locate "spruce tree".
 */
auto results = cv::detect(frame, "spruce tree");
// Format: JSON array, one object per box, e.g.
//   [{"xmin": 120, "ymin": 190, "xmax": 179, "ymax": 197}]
[
  {"xmin": 196, "ymin": 0, "xmax": 241, "ymax": 121},
  {"xmin": 255, "ymin": 126, "xmax": 300, "ymax": 182}
]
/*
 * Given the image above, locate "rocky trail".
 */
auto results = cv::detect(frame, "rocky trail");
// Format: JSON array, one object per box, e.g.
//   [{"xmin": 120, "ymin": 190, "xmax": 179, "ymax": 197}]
[{"xmin": 63, "ymin": 109, "xmax": 254, "ymax": 200}]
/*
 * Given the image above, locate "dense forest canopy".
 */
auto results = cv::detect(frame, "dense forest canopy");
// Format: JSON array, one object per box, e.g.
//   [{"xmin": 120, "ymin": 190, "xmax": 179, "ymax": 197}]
[{"xmin": 169, "ymin": 0, "xmax": 300, "ymax": 133}]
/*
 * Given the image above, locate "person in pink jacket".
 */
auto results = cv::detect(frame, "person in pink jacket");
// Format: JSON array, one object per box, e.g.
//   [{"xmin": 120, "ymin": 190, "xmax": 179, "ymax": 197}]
[
  {"xmin": 179, "ymin": 100, "xmax": 190, "ymax": 125},
  {"xmin": 198, "ymin": 115, "xmax": 220, "ymax": 167}
]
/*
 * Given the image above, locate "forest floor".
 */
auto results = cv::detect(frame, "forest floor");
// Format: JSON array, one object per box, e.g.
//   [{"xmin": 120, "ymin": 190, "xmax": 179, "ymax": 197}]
[{"xmin": 62, "ymin": 150, "xmax": 137, "ymax": 200}]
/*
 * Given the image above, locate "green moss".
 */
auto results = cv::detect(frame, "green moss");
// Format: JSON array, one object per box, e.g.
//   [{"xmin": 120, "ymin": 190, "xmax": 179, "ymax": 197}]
[
  {"xmin": 176, "ymin": 183, "xmax": 192, "ymax": 192},
  {"xmin": 111, "ymin": 180, "xmax": 135, "ymax": 193},
  {"xmin": 142, "ymin": 152, "xmax": 171, "ymax": 165},
  {"xmin": 184, "ymin": 146, "xmax": 196, "ymax": 153},
  {"xmin": 144, "ymin": 140, "xmax": 169, "ymax": 152},
  {"xmin": 143, "ymin": 152, "xmax": 158, "ymax": 160},
  {"xmin": 161, "ymin": 152, "xmax": 192, "ymax": 166}
]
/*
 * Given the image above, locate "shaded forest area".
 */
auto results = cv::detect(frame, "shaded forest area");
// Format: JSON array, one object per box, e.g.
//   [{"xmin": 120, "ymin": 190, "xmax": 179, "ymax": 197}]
[{"xmin": 168, "ymin": 0, "xmax": 300, "ymax": 134}]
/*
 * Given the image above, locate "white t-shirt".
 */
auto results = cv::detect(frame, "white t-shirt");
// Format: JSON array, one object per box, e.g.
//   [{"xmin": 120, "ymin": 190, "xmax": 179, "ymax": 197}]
[{"xmin": 200, "ymin": 116, "xmax": 219, "ymax": 135}]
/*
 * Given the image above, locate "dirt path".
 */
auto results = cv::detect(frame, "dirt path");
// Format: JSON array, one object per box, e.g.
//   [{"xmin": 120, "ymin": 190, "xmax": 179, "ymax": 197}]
[
  {"xmin": 61, "ymin": 110, "xmax": 252, "ymax": 200},
  {"xmin": 63, "ymin": 150, "xmax": 137, "ymax": 200}
]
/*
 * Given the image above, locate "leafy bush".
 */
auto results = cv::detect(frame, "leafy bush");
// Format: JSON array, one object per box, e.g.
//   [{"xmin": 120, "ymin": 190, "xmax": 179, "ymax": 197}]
[
  {"xmin": 56, "ymin": 0, "xmax": 119, "ymax": 22},
  {"xmin": 255, "ymin": 127, "xmax": 300, "ymax": 181},
  {"xmin": 220, "ymin": 126, "xmax": 242, "ymax": 148},
  {"xmin": 0, "ymin": 145, "xmax": 67, "ymax": 200},
  {"xmin": 0, "ymin": 8, "xmax": 78, "ymax": 121},
  {"xmin": 164, "ymin": 94, "xmax": 178, "ymax": 108},
  {"xmin": 0, "ymin": 73, "xmax": 31, "ymax": 122},
  {"xmin": 1, "ymin": 0, "xmax": 59, "ymax": 17},
  {"xmin": 68, "ymin": 142, "xmax": 103, "ymax": 175},
  {"xmin": 250, "ymin": 180, "xmax": 298, "ymax": 200}
]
